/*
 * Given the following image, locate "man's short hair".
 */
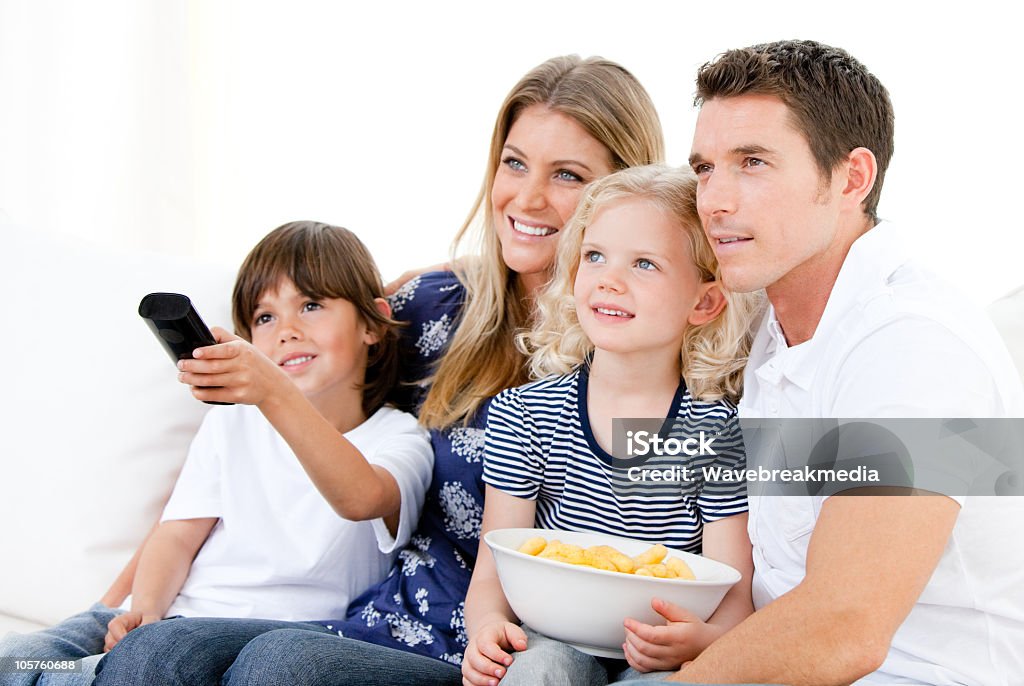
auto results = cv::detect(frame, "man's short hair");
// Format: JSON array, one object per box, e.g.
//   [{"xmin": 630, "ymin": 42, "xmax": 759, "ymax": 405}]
[{"xmin": 695, "ymin": 39, "xmax": 894, "ymax": 221}]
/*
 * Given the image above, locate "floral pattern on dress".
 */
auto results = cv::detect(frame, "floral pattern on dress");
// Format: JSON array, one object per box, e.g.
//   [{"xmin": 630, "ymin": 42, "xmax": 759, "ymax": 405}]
[
  {"xmin": 448, "ymin": 426, "xmax": 485, "ymax": 463},
  {"xmin": 388, "ymin": 275, "xmax": 421, "ymax": 315},
  {"xmin": 398, "ymin": 535, "xmax": 436, "ymax": 576},
  {"xmin": 439, "ymin": 481, "xmax": 482, "ymax": 540},
  {"xmin": 385, "ymin": 612, "xmax": 435, "ymax": 648},
  {"xmin": 416, "ymin": 314, "xmax": 452, "ymax": 357}
]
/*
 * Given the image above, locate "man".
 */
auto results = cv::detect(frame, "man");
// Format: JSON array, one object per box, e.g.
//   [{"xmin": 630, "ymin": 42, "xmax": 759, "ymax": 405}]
[{"xmin": 627, "ymin": 40, "xmax": 1024, "ymax": 685}]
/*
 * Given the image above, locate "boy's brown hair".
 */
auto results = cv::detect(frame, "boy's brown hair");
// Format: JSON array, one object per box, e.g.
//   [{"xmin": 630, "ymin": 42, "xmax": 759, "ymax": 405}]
[
  {"xmin": 232, "ymin": 221, "xmax": 399, "ymax": 415},
  {"xmin": 695, "ymin": 39, "xmax": 894, "ymax": 221}
]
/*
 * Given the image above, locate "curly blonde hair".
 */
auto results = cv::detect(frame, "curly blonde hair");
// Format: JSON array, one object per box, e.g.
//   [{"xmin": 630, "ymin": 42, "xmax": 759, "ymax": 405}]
[{"xmin": 522, "ymin": 165, "xmax": 762, "ymax": 402}]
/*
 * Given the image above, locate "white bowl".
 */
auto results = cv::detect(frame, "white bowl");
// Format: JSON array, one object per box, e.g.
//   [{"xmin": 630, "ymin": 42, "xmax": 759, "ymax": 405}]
[{"xmin": 485, "ymin": 527, "xmax": 741, "ymax": 658}]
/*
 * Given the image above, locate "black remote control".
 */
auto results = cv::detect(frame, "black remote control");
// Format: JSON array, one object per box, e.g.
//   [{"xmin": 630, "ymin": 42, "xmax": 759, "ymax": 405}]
[{"xmin": 138, "ymin": 292, "xmax": 233, "ymax": 405}]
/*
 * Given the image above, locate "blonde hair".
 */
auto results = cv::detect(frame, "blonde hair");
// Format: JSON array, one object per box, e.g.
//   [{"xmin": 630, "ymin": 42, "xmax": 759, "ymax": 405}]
[
  {"xmin": 522, "ymin": 165, "xmax": 762, "ymax": 402},
  {"xmin": 418, "ymin": 55, "xmax": 665, "ymax": 429}
]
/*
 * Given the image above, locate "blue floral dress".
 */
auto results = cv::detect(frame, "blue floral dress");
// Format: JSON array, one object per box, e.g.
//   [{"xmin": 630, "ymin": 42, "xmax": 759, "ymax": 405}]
[{"xmin": 316, "ymin": 271, "xmax": 485, "ymax": 667}]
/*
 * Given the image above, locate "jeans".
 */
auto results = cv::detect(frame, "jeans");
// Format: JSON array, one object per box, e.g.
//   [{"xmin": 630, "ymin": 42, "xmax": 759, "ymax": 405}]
[
  {"xmin": 0, "ymin": 602, "xmax": 120, "ymax": 686},
  {"xmin": 499, "ymin": 626, "xmax": 670, "ymax": 686},
  {"xmin": 91, "ymin": 617, "xmax": 461, "ymax": 686}
]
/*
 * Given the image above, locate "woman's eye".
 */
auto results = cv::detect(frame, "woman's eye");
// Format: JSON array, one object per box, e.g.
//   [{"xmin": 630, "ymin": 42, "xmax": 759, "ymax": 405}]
[
  {"xmin": 583, "ymin": 251, "xmax": 605, "ymax": 264},
  {"xmin": 636, "ymin": 259, "xmax": 656, "ymax": 271},
  {"xmin": 502, "ymin": 157, "xmax": 526, "ymax": 172},
  {"xmin": 556, "ymin": 169, "xmax": 583, "ymax": 183}
]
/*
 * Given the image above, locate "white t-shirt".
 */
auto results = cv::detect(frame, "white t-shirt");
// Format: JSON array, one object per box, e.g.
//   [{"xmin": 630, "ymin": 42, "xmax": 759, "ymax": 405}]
[
  {"xmin": 740, "ymin": 222, "xmax": 1024, "ymax": 685},
  {"xmin": 159, "ymin": 403, "xmax": 433, "ymax": 621}
]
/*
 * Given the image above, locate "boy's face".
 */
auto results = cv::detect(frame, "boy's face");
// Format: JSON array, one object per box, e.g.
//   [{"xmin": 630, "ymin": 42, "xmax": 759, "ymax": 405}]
[
  {"xmin": 689, "ymin": 94, "xmax": 844, "ymax": 295},
  {"xmin": 249, "ymin": 278, "xmax": 377, "ymax": 402}
]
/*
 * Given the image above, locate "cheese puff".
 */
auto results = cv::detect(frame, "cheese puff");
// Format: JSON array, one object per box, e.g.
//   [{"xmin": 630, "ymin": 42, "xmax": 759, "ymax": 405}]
[
  {"xmin": 517, "ymin": 536, "xmax": 548, "ymax": 556},
  {"xmin": 587, "ymin": 545, "xmax": 636, "ymax": 573},
  {"xmin": 581, "ymin": 549, "xmax": 618, "ymax": 572},
  {"xmin": 540, "ymin": 542, "xmax": 586, "ymax": 565},
  {"xmin": 636, "ymin": 563, "xmax": 671, "ymax": 578},
  {"xmin": 665, "ymin": 556, "xmax": 696, "ymax": 580},
  {"xmin": 633, "ymin": 544, "xmax": 668, "ymax": 566}
]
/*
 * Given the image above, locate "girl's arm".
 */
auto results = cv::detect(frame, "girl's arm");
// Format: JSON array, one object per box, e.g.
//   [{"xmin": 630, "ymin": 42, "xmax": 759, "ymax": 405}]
[
  {"xmin": 177, "ymin": 328, "xmax": 403, "ymax": 531},
  {"xmin": 104, "ymin": 517, "xmax": 217, "ymax": 651},
  {"xmin": 622, "ymin": 512, "xmax": 753, "ymax": 672},
  {"xmin": 463, "ymin": 486, "xmax": 537, "ymax": 686}
]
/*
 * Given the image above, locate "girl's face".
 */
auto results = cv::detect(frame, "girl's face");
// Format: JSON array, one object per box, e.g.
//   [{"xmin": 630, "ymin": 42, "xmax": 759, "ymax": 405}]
[
  {"xmin": 249, "ymin": 278, "xmax": 378, "ymax": 402},
  {"xmin": 491, "ymin": 104, "xmax": 614, "ymax": 295},
  {"xmin": 573, "ymin": 197, "xmax": 719, "ymax": 363}
]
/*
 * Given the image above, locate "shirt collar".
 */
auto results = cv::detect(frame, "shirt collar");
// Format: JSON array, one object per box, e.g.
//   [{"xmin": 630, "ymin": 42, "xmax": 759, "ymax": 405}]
[{"xmin": 757, "ymin": 221, "xmax": 908, "ymax": 392}]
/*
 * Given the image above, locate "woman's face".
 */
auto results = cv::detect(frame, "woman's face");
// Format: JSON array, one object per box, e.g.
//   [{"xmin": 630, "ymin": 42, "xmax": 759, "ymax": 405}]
[{"xmin": 491, "ymin": 104, "xmax": 614, "ymax": 294}]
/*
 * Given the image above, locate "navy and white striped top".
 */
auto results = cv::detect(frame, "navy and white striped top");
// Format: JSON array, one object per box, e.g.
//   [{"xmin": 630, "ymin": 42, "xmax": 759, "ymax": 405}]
[{"xmin": 483, "ymin": 363, "xmax": 747, "ymax": 553}]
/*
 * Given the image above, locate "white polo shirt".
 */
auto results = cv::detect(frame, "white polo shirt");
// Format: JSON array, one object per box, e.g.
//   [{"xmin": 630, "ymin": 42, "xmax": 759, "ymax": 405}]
[{"xmin": 740, "ymin": 221, "xmax": 1024, "ymax": 685}]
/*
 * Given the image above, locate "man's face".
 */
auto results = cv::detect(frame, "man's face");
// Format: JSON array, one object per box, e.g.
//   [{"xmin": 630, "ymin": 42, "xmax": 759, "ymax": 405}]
[{"xmin": 689, "ymin": 94, "xmax": 844, "ymax": 295}]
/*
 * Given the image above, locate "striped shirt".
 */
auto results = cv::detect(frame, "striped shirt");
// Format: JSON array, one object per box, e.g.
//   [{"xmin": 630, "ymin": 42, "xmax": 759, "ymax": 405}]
[{"xmin": 483, "ymin": 363, "xmax": 747, "ymax": 552}]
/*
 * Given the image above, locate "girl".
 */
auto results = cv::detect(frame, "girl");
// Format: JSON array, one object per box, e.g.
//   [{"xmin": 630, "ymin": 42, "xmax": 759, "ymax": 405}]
[
  {"xmin": 94, "ymin": 55, "xmax": 665, "ymax": 686},
  {"xmin": 463, "ymin": 165, "xmax": 761, "ymax": 686}
]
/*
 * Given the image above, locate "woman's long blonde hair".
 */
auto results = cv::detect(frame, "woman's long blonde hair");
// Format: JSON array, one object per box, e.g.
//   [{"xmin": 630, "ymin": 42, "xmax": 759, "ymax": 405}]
[
  {"xmin": 418, "ymin": 55, "xmax": 665, "ymax": 429},
  {"xmin": 522, "ymin": 165, "xmax": 762, "ymax": 402}
]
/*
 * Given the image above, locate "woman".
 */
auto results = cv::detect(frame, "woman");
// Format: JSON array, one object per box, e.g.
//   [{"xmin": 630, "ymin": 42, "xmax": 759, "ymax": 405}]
[{"xmin": 93, "ymin": 54, "xmax": 664, "ymax": 686}]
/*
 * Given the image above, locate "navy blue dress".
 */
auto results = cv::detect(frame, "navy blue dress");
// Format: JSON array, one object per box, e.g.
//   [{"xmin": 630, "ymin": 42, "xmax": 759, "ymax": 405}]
[{"xmin": 317, "ymin": 271, "xmax": 485, "ymax": 667}]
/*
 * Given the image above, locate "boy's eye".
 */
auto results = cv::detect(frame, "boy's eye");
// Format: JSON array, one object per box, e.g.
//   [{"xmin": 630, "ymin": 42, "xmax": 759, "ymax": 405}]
[
  {"xmin": 302, "ymin": 302, "xmax": 323, "ymax": 313},
  {"xmin": 583, "ymin": 251, "xmax": 605, "ymax": 264},
  {"xmin": 253, "ymin": 313, "xmax": 273, "ymax": 326},
  {"xmin": 636, "ymin": 259, "xmax": 656, "ymax": 271}
]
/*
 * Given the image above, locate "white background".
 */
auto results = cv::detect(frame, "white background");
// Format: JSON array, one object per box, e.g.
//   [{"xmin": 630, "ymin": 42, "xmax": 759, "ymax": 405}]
[{"xmin": 2, "ymin": 0, "xmax": 1022, "ymax": 305}]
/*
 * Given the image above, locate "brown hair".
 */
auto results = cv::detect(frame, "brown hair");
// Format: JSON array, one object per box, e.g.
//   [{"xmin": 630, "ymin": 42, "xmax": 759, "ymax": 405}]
[
  {"xmin": 695, "ymin": 39, "xmax": 894, "ymax": 221},
  {"xmin": 419, "ymin": 54, "xmax": 665, "ymax": 429},
  {"xmin": 232, "ymin": 221, "xmax": 399, "ymax": 415}
]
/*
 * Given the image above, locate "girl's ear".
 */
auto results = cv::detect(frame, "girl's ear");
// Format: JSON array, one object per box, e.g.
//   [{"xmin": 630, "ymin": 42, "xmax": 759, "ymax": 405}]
[
  {"xmin": 362, "ymin": 297, "xmax": 392, "ymax": 346},
  {"xmin": 687, "ymin": 281, "xmax": 727, "ymax": 327}
]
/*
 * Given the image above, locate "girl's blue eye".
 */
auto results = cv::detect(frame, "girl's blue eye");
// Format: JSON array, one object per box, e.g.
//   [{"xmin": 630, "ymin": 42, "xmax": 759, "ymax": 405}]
[
  {"xmin": 583, "ymin": 251, "xmax": 604, "ymax": 264},
  {"xmin": 637, "ymin": 259, "xmax": 656, "ymax": 271}
]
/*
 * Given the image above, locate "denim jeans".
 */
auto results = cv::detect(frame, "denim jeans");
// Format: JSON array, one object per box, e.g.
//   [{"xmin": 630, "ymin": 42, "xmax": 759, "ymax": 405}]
[
  {"xmin": 91, "ymin": 617, "xmax": 461, "ymax": 686},
  {"xmin": 0, "ymin": 602, "xmax": 120, "ymax": 686}
]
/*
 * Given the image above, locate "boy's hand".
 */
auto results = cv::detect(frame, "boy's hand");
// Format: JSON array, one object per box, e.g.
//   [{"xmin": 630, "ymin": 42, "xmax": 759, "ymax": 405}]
[
  {"xmin": 622, "ymin": 598, "xmax": 723, "ymax": 672},
  {"xmin": 177, "ymin": 327, "xmax": 291, "ymax": 405},
  {"xmin": 103, "ymin": 611, "xmax": 160, "ymax": 652},
  {"xmin": 462, "ymin": 621, "xmax": 528, "ymax": 686}
]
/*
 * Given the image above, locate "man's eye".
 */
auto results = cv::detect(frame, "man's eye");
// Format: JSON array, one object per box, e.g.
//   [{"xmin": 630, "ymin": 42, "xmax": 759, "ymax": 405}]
[
  {"xmin": 692, "ymin": 163, "xmax": 712, "ymax": 175},
  {"xmin": 745, "ymin": 157, "xmax": 766, "ymax": 168}
]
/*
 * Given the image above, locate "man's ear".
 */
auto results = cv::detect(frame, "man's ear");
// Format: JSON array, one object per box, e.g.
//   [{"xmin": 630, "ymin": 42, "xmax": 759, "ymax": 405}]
[
  {"xmin": 363, "ymin": 297, "xmax": 392, "ymax": 346},
  {"xmin": 688, "ymin": 281, "xmax": 727, "ymax": 327},
  {"xmin": 841, "ymin": 147, "xmax": 878, "ymax": 212}
]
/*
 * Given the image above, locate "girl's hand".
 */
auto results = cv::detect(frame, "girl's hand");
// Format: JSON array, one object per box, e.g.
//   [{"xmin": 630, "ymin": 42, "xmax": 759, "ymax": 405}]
[
  {"xmin": 622, "ymin": 598, "xmax": 723, "ymax": 672},
  {"xmin": 176, "ymin": 327, "xmax": 291, "ymax": 406},
  {"xmin": 462, "ymin": 621, "xmax": 528, "ymax": 686}
]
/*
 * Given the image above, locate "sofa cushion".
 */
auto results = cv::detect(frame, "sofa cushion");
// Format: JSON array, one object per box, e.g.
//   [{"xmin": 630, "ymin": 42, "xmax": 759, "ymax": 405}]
[{"xmin": 0, "ymin": 223, "xmax": 233, "ymax": 627}]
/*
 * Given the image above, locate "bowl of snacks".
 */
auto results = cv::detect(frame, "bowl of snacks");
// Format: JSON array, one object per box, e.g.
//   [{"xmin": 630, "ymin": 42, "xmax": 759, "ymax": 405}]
[{"xmin": 484, "ymin": 528, "xmax": 741, "ymax": 658}]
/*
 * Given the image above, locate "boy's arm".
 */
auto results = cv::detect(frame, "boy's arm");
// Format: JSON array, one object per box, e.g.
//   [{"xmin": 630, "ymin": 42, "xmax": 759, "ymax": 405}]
[
  {"xmin": 665, "ymin": 493, "xmax": 959, "ymax": 685},
  {"xmin": 178, "ymin": 328, "xmax": 403, "ymax": 526},
  {"xmin": 104, "ymin": 517, "xmax": 217, "ymax": 651},
  {"xmin": 99, "ymin": 520, "xmax": 158, "ymax": 608}
]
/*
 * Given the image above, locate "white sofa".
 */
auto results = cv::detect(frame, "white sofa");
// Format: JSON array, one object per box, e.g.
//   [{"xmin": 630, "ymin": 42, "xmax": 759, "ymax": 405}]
[{"xmin": 2, "ymin": 223, "xmax": 1023, "ymax": 636}]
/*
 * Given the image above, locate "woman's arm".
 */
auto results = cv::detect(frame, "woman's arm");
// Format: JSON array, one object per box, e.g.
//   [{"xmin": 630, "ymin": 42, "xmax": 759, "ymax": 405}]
[{"xmin": 462, "ymin": 486, "xmax": 537, "ymax": 686}]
